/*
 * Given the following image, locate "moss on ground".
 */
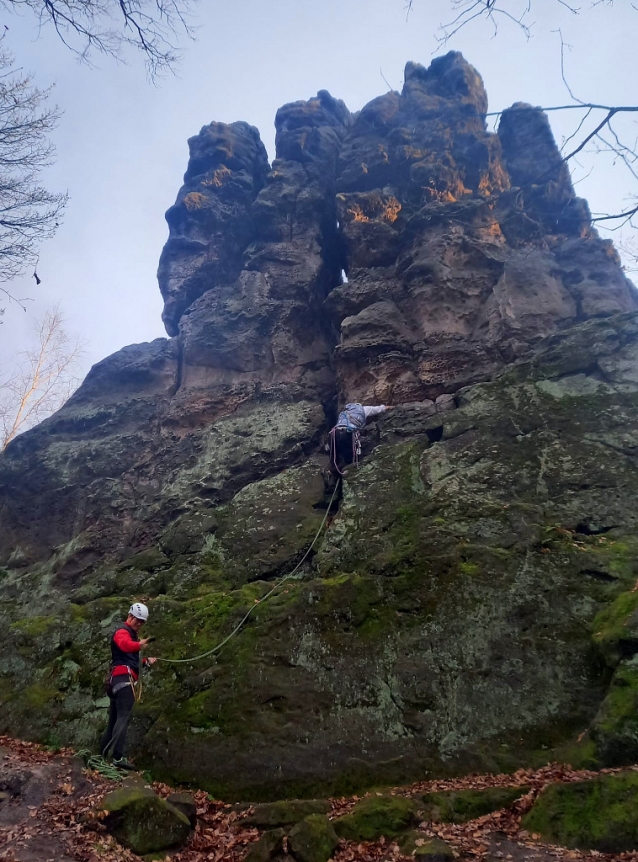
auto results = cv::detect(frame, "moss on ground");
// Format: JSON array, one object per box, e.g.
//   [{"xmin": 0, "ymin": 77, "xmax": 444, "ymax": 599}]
[
  {"xmin": 399, "ymin": 834, "xmax": 455, "ymax": 860},
  {"xmin": 243, "ymin": 799, "xmax": 330, "ymax": 827},
  {"xmin": 288, "ymin": 814, "xmax": 339, "ymax": 862},
  {"xmin": 522, "ymin": 770, "xmax": 638, "ymax": 853},
  {"xmin": 334, "ymin": 795, "xmax": 418, "ymax": 841},
  {"xmin": 99, "ymin": 786, "xmax": 191, "ymax": 855},
  {"xmin": 420, "ymin": 786, "xmax": 528, "ymax": 823}
]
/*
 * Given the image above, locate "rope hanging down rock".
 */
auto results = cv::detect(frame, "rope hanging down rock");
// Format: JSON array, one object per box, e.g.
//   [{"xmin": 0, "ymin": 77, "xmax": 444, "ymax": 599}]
[{"xmin": 154, "ymin": 478, "xmax": 341, "ymax": 666}]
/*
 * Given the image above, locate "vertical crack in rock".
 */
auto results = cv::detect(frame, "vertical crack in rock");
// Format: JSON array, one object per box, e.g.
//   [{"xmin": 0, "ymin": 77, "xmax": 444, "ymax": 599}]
[{"xmin": 171, "ymin": 89, "xmax": 351, "ymax": 417}]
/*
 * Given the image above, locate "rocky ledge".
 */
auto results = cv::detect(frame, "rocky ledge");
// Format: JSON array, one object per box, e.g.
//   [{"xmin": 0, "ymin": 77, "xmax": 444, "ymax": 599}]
[{"xmin": 0, "ymin": 52, "xmax": 637, "ymax": 799}]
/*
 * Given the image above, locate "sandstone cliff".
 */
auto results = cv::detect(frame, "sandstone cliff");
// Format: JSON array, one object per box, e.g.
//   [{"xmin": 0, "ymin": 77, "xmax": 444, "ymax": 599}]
[{"xmin": 1, "ymin": 52, "xmax": 638, "ymax": 799}]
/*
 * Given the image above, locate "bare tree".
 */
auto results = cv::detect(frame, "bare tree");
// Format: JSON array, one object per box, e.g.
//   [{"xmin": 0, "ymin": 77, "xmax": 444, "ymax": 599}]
[
  {"xmin": 0, "ymin": 47, "xmax": 66, "ymax": 311},
  {"xmin": 0, "ymin": 1, "xmax": 194, "ymax": 309},
  {"xmin": 1, "ymin": 0, "xmax": 195, "ymax": 77},
  {"xmin": 409, "ymin": 0, "xmax": 602, "ymax": 44},
  {"xmin": 0, "ymin": 306, "xmax": 83, "ymax": 449}
]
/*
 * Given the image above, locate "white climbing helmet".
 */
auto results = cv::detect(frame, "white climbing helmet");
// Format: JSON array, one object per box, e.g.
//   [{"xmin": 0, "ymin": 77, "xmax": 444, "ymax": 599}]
[{"xmin": 129, "ymin": 602, "xmax": 149, "ymax": 622}]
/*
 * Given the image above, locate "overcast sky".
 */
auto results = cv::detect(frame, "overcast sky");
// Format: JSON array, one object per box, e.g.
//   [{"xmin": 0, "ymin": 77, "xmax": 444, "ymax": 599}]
[{"xmin": 0, "ymin": 0, "xmax": 636, "ymax": 381}]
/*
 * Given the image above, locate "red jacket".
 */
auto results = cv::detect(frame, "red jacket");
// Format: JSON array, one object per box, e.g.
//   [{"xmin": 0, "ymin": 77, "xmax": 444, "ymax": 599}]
[{"xmin": 110, "ymin": 626, "xmax": 149, "ymax": 681}]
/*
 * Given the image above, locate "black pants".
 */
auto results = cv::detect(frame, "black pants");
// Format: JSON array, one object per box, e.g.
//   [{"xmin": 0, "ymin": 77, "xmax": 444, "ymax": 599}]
[
  {"xmin": 99, "ymin": 683, "xmax": 135, "ymax": 759},
  {"xmin": 330, "ymin": 428, "xmax": 355, "ymax": 476}
]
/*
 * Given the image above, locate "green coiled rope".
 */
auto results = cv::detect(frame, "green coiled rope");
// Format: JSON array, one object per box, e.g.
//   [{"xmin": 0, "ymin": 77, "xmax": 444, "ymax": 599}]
[{"xmin": 77, "ymin": 749, "xmax": 127, "ymax": 781}]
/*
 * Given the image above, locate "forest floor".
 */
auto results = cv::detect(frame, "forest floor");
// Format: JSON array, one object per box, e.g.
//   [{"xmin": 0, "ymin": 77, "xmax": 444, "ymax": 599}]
[{"xmin": 1, "ymin": 736, "xmax": 637, "ymax": 862}]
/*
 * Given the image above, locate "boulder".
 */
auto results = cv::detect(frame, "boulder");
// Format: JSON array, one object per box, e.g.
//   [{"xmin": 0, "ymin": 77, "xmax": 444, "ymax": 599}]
[
  {"xmin": 288, "ymin": 814, "xmax": 339, "ymax": 862},
  {"xmin": 243, "ymin": 799, "xmax": 331, "ymax": 828},
  {"xmin": 98, "ymin": 786, "xmax": 191, "ymax": 855},
  {"xmin": 334, "ymin": 794, "xmax": 417, "ymax": 841},
  {"xmin": 166, "ymin": 790, "xmax": 197, "ymax": 828},
  {"xmin": 420, "ymin": 786, "xmax": 528, "ymax": 823},
  {"xmin": 244, "ymin": 828, "xmax": 285, "ymax": 862},
  {"xmin": 400, "ymin": 833, "xmax": 455, "ymax": 860},
  {"xmin": 522, "ymin": 771, "xmax": 638, "ymax": 853}
]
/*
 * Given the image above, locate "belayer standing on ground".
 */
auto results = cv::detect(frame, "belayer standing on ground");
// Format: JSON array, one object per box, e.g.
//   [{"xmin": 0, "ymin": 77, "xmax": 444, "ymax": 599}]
[
  {"xmin": 99, "ymin": 602, "xmax": 157, "ymax": 770},
  {"xmin": 329, "ymin": 402, "xmax": 392, "ymax": 477}
]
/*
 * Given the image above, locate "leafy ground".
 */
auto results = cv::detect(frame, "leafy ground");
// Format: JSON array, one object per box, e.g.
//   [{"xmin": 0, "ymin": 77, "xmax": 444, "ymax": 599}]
[{"xmin": 2, "ymin": 736, "xmax": 638, "ymax": 862}]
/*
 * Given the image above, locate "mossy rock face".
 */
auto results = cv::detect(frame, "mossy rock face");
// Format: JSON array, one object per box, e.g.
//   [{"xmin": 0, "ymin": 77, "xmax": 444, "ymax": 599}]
[
  {"xmin": 400, "ymin": 833, "xmax": 455, "ymax": 860},
  {"xmin": 121, "ymin": 548, "xmax": 170, "ymax": 573},
  {"xmin": 214, "ymin": 460, "xmax": 327, "ymax": 585},
  {"xmin": 4, "ymin": 314, "xmax": 638, "ymax": 796},
  {"xmin": 421, "ymin": 786, "xmax": 528, "ymax": 823},
  {"xmin": 334, "ymin": 794, "xmax": 418, "ymax": 841},
  {"xmin": 243, "ymin": 799, "xmax": 331, "ymax": 827},
  {"xmin": 522, "ymin": 770, "xmax": 638, "ymax": 852},
  {"xmin": 288, "ymin": 814, "xmax": 339, "ymax": 862},
  {"xmin": 99, "ymin": 786, "xmax": 191, "ymax": 855},
  {"xmin": 590, "ymin": 585, "xmax": 638, "ymax": 766},
  {"xmin": 590, "ymin": 657, "xmax": 638, "ymax": 766}
]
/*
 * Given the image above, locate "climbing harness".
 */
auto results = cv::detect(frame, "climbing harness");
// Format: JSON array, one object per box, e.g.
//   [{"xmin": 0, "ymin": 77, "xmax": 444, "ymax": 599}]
[
  {"xmin": 329, "ymin": 403, "xmax": 367, "ymax": 476},
  {"xmin": 154, "ymin": 478, "xmax": 341, "ymax": 666},
  {"xmin": 105, "ymin": 670, "xmax": 143, "ymax": 703},
  {"xmin": 329, "ymin": 427, "xmax": 361, "ymax": 476},
  {"xmin": 131, "ymin": 671, "xmax": 143, "ymax": 704}
]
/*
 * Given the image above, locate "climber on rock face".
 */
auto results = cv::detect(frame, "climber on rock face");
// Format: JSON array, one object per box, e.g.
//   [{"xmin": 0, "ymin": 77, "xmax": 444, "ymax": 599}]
[
  {"xmin": 99, "ymin": 602, "xmax": 157, "ymax": 770},
  {"xmin": 329, "ymin": 402, "xmax": 392, "ymax": 477}
]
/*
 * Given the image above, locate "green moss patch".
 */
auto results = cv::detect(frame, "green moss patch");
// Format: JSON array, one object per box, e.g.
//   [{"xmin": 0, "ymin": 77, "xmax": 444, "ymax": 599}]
[
  {"xmin": 288, "ymin": 814, "xmax": 339, "ymax": 862},
  {"xmin": 244, "ymin": 829, "xmax": 284, "ymax": 862},
  {"xmin": 592, "ymin": 590, "xmax": 638, "ymax": 666},
  {"xmin": 334, "ymin": 794, "xmax": 417, "ymax": 841},
  {"xmin": 99, "ymin": 786, "xmax": 191, "ymax": 855},
  {"xmin": 9, "ymin": 616, "xmax": 56, "ymax": 637},
  {"xmin": 591, "ymin": 657, "xmax": 638, "ymax": 766},
  {"xmin": 421, "ymin": 785, "xmax": 528, "ymax": 823},
  {"xmin": 399, "ymin": 833, "xmax": 455, "ymax": 860},
  {"xmin": 243, "ymin": 799, "xmax": 330, "ymax": 828},
  {"xmin": 522, "ymin": 770, "xmax": 638, "ymax": 852}
]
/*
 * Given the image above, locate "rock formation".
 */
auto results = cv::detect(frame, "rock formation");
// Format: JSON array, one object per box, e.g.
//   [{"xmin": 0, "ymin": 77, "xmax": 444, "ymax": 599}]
[{"xmin": 1, "ymin": 52, "xmax": 638, "ymax": 799}]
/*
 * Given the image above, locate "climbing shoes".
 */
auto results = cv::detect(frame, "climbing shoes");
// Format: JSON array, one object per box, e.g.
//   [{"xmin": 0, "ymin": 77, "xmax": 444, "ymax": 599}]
[{"xmin": 112, "ymin": 757, "xmax": 137, "ymax": 771}]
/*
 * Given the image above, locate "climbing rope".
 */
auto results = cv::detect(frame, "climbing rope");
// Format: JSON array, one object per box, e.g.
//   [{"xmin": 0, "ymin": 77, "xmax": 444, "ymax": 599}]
[
  {"xmin": 154, "ymin": 478, "xmax": 341, "ymax": 665},
  {"xmin": 77, "ymin": 750, "xmax": 127, "ymax": 780}
]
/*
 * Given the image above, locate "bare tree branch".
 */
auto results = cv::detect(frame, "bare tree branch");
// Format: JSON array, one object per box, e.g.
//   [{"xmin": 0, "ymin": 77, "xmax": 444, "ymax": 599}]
[
  {"xmin": 0, "ymin": 47, "xmax": 66, "ymax": 294},
  {"xmin": 1, "ymin": 0, "xmax": 195, "ymax": 78}
]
